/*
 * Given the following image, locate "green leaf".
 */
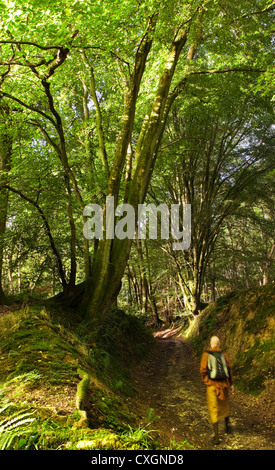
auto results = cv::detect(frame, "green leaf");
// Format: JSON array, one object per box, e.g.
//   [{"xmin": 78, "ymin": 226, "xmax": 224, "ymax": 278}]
[{"xmin": 18, "ymin": 438, "xmax": 27, "ymax": 448}]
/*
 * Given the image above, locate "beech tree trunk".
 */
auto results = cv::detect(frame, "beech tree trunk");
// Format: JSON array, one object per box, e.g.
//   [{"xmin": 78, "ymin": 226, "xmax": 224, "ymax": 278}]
[{"xmin": 80, "ymin": 27, "xmax": 187, "ymax": 320}]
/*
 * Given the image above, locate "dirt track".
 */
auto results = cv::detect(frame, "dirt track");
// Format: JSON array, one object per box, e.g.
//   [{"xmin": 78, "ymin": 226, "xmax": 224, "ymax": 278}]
[{"xmin": 131, "ymin": 331, "xmax": 275, "ymax": 450}]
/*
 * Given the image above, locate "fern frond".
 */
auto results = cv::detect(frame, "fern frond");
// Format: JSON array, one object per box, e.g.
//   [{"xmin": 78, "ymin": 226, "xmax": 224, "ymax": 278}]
[
  {"xmin": 0, "ymin": 431, "xmax": 18, "ymax": 450},
  {"xmin": 0, "ymin": 410, "xmax": 35, "ymax": 431},
  {"xmin": 0, "ymin": 405, "xmax": 37, "ymax": 450},
  {"xmin": 1, "ymin": 416, "xmax": 36, "ymax": 433},
  {"xmin": 0, "ymin": 404, "xmax": 10, "ymax": 414}
]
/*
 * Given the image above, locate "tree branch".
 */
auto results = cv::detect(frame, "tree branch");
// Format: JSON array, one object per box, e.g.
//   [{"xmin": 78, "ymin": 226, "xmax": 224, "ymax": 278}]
[
  {"xmin": 0, "ymin": 40, "xmax": 60, "ymax": 50},
  {"xmin": 0, "ymin": 91, "xmax": 57, "ymax": 127},
  {"xmin": 107, "ymin": 13, "xmax": 158, "ymax": 201},
  {"xmin": 187, "ymin": 67, "xmax": 266, "ymax": 76},
  {"xmin": 80, "ymin": 52, "xmax": 110, "ymax": 179},
  {"xmin": 0, "ymin": 183, "xmax": 67, "ymax": 288},
  {"xmin": 242, "ymin": 5, "xmax": 275, "ymax": 18},
  {"xmin": 29, "ymin": 119, "xmax": 62, "ymax": 157},
  {"xmin": 42, "ymin": 47, "xmax": 70, "ymax": 80},
  {"xmin": 0, "ymin": 58, "xmax": 49, "ymax": 68},
  {"xmin": 0, "ymin": 65, "xmax": 10, "ymax": 87}
]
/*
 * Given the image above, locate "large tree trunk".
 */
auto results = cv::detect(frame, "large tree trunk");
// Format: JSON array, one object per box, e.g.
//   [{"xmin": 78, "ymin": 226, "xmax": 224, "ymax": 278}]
[
  {"xmin": 80, "ymin": 28, "xmax": 187, "ymax": 321},
  {"xmin": 136, "ymin": 238, "xmax": 149, "ymax": 315}
]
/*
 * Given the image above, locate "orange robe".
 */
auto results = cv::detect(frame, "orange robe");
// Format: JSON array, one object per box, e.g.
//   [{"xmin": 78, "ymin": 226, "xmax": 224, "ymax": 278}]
[{"xmin": 200, "ymin": 347, "xmax": 233, "ymax": 424}]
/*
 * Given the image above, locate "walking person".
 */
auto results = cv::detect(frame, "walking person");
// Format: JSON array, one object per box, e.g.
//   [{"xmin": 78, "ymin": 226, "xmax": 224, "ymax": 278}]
[{"xmin": 200, "ymin": 336, "xmax": 234, "ymax": 445}]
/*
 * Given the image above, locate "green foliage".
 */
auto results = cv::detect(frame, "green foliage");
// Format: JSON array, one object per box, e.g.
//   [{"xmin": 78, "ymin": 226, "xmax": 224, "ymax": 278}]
[
  {"xmin": 233, "ymin": 339, "xmax": 275, "ymax": 396},
  {"xmin": 0, "ymin": 0, "xmax": 274, "ymax": 448},
  {"xmin": 0, "ymin": 311, "xmax": 81, "ymax": 388},
  {"xmin": 0, "ymin": 305, "xmax": 161, "ymax": 449},
  {"xmin": 244, "ymin": 303, "xmax": 275, "ymax": 334},
  {"xmin": 168, "ymin": 439, "xmax": 194, "ymax": 450},
  {"xmin": 0, "ymin": 404, "xmax": 37, "ymax": 450},
  {"xmin": 0, "ymin": 0, "xmax": 274, "ymax": 308},
  {"xmin": 119, "ymin": 407, "xmax": 161, "ymax": 449},
  {"xmin": 187, "ymin": 293, "xmax": 240, "ymax": 354},
  {"xmin": 121, "ymin": 424, "xmax": 159, "ymax": 450},
  {"xmin": 77, "ymin": 307, "xmax": 153, "ymax": 392}
]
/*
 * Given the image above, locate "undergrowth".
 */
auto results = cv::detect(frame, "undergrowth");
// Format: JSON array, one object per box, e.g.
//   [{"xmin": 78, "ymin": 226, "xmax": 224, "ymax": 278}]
[{"xmin": 0, "ymin": 304, "xmax": 160, "ymax": 450}]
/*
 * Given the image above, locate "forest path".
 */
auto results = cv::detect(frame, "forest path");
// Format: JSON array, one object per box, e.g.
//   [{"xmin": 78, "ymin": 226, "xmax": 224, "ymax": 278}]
[{"xmin": 130, "ymin": 330, "xmax": 274, "ymax": 450}]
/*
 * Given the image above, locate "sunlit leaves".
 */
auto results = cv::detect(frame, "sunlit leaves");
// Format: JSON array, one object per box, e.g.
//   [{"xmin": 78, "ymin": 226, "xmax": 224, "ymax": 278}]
[{"xmin": 0, "ymin": 0, "xmax": 274, "ymax": 300}]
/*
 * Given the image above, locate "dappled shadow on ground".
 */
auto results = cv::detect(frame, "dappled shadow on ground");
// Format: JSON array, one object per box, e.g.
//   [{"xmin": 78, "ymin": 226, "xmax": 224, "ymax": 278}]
[{"xmin": 130, "ymin": 331, "xmax": 274, "ymax": 450}]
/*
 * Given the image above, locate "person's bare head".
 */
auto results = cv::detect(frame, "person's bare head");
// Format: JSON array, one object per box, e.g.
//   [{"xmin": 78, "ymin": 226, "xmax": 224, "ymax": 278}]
[{"xmin": 210, "ymin": 336, "xmax": 220, "ymax": 348}]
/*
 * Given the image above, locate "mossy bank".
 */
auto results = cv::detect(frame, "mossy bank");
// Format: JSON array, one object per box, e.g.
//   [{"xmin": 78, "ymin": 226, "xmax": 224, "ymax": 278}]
[
  {"xmin": 185, "ymin": 284, "xmax": 275, "ymax": 396},
  {"xmin": 0, "ymin": 304, "xmax": 155, "ymax": 450}
]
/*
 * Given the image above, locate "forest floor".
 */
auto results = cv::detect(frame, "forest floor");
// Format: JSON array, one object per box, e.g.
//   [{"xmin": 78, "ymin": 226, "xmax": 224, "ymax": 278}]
[
  {"xmin": 1, "ymin": 303, "xmax": 274, "ymax": 451},
  {"xmin": 130, "ymin": 328, "xmax": 275, "ymax": 450}
]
